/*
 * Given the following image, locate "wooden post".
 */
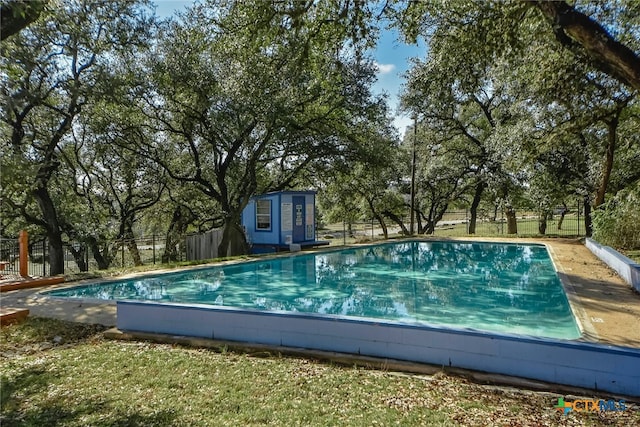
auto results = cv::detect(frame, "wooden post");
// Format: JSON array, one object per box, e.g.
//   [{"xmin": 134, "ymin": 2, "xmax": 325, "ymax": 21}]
[{"xmin": 19, "ymin": 230, "xmax": 29, "ymax": 277}]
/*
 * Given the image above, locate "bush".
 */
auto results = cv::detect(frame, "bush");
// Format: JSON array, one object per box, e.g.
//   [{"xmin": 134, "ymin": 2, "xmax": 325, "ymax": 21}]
[{"xmin": 592, "ymin": 183, "xmax": 640, "ymax": 250}]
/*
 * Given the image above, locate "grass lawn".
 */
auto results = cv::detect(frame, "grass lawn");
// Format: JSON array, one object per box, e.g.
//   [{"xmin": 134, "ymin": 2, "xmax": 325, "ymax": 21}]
[
  {"xmin": 1, "ymin": 318, "xmax": 637, "ymax": 426},
  {"xmin": 623, "ymin": 250, "xmax": 640, "ymax": 264}
]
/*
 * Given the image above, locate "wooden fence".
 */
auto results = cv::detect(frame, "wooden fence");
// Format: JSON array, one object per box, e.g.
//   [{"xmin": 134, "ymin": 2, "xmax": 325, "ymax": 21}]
[{"xmin": 186, "ymin": 228, "xmax": 224, "ymax": 261}]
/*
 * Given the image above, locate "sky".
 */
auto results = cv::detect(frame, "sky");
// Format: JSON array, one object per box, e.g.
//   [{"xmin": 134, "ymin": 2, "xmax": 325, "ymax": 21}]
[{"xmin": 152, "ymin": 1, "xmax": 425, "ymax": 136}]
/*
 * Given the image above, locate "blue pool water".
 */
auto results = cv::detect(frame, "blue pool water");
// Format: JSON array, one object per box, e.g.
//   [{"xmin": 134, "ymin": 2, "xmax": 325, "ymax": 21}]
[{"xmin": 46, "ymin": 240, "xmax": 581, "ymax": 339}]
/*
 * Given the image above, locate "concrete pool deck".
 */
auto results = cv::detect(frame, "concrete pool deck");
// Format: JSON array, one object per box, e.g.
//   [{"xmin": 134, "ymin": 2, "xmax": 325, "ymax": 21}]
[{"xmin": 1, "ymin": 237, "xmax": 639, "ymax": 349}]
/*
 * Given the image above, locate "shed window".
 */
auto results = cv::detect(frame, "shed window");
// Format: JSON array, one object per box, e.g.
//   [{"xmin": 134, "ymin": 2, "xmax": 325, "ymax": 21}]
[{"xmin": 256, "ymin": 199, "xmax": 271, "ymax": 230}]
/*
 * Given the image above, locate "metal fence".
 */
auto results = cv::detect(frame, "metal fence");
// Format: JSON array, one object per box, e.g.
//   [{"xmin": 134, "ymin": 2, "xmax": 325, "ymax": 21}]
[
  {"xmin": 75, "ymin": 236, "xmax": 187, "ymax": 273},
  {"xmin": 0, "ymin": 235, "xmax": 187, "ymax": 278},
  {"xmin": 0, "ymin": 237, "xmax": 49, "ymax": 278},
  {"xmin": 0, "ymin": 237, "xmax": 19, "ymax": 277},
  {"xmin": 431, "ymin": 206, "xmax": 585, "ymax": 237},
  {"xmin": 322, "ymin": 205, "xmax": 586, "ymax": 246}
]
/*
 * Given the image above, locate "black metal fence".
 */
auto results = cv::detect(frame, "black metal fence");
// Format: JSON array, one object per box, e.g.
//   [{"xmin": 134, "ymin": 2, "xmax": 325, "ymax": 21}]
[
  {"xmin": 430, "ymin": 205, "xmax": 585, "ymax": 237},
  {"xmin": 323, "ymin": 204, "xmax": 586, "ymax": 245},
  {"xmin": 0, "ymin": 237, "xmax": 48, "ymax": 278},
  {"xmin": 70, "ymin": 236, "xmax": 187, "ymax": 273},
  {"xmin": 0, "ymin": 237, "xmax": 19, "ymax": 277},
  {"xmin": 0, "ymin": 235, "xmax": 187, "ymax": 278}
]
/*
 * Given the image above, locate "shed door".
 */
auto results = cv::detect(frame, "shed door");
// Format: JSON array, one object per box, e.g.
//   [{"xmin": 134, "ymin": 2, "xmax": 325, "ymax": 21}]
[{"xmin": 292, "ymin": 196, "xmax": 305, "ymax": 242}]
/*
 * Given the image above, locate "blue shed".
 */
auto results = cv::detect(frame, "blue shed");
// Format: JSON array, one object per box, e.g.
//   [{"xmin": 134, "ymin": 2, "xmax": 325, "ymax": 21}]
[{"xmin": 242, "ymin": 191, "xmax": 328, "ymax": 253}]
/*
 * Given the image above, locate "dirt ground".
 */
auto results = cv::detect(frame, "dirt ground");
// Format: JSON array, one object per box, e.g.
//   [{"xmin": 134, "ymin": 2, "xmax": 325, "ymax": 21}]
[{"xmin": 545, "ymin": 238, "xmax": 640, "ymax": 348}]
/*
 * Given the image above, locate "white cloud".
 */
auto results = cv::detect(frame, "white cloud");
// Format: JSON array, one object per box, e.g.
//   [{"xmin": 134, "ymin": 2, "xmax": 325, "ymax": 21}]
[{"xmin": 374, "ymin": 62, "xmax": 396, "ymax": 75}]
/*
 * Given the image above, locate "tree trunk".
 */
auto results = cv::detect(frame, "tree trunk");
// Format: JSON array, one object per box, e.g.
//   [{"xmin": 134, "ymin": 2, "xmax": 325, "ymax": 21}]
[
  {"xmin": 422, "ymin": 220, "xmax": 436, "ymax": 235},
  {"xmin": 382, "ymin": 210, "xmax": 409, "ymax": 235},
  {"xmin": 0, "ymin": 0, "xmax": 46, "ymax": 40},
  {"xmin": 505, "ymin": 206, "xmax": 518, "ymax": 234},
  {"xmin": 594, "ymin": 115, "xmax": 618, "ymax": 207},
  {"xmin": 126, "ymin": 237, "xmax": 143, "ymax": 266},
  {"xmin": 468, "ymin": 181, "xmax": 485, "ymax": 234},
  {"xmin": 416, "ymin": 209, "xmax": 423, "ymax": 235},
  {"xmin": 538, "ymin": 211, "xmax": 548, "ymax": 235},
  {"xmin": 121, "ymin": 220, "xmax": 142, "ymax": 266},
  {"xmin": 46, "ymin": 236, "xmax": 64, "ymax": 275},
  {"xmin": 87, "ymin": 236, "xmax": 110, "ymax": 269},
  {"xmin": 420, "ymin": 203, "xmax": 448, "ymax": 235},
  {"xmin": 162, "ymin": 206, "xmax": 193, "ymax": 263},
  {"xmin": 118, "ymin": 218, "xmax": 143, "ymax": 266},
  {"xmin": 374, "ymin": 214, "xmax": 388, "ymax": 239},
  {"xmin": 68, "ymin": 243, "xmax": 88, "ymax": 272},
  {"xmin": 583, "ymin": 196, "xmax": 593, "ymax": 237},
  {"xmin": 217, "ymin": 215, "xmax": 249, "ymax": 257},
  {"xmin": 32, "ymin": 186, "xmax": 65, "ymax": 275},
  {"xmin": 367, "ymin": 200, "xmax": 388, "ymax": 239},
  {"xmin": 557, "ymin": 203, "xmax": 567, "ymax": 230},
  {"xmin": 533, "ymin": 1, "xmax": 640, "ymax": 91}
]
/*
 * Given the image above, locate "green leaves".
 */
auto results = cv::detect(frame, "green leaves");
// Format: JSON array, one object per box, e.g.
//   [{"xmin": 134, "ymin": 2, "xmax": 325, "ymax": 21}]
[
  {"xmin": 592, "ymin": 182, "xmax": 640, "ymax": 249},
  {"xmin": 1, "ymin": 0, "xmax": 157, "ymax": 273},
  {"xmin": 396, "ymin": 0, "xmax": 640, "ymax": 239}
]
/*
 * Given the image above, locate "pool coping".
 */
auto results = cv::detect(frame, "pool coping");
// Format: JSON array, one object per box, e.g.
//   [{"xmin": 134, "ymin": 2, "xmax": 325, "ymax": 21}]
[
  {"xmin": 545, "ymin": 243, "xmax": 599, "ymax": 342},
  {"xmin": 585, "ymin": 238, "xmax": 640, "ymax": 292}
]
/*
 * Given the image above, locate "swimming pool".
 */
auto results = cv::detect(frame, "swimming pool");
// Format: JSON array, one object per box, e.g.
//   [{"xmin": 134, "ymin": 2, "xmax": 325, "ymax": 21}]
[{"xmin": 46, "ymin": 240, "xmax": 580, "ymax": 339}]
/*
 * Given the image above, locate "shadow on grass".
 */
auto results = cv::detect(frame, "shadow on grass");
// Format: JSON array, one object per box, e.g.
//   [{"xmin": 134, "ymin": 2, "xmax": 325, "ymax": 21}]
[
  {"xmin": 1, "ymin": 367, "xmax": 178, "ymax": 426},
  {"xmin": 0, "ymin": 317, "xmax": 106, "ymax": 355},
  {"xmin": 1, "ymin": 367, "xmax": 53, "ymax": 410},
  {"xmin": 1, "ymin": 318, "xmax": 178, "ymax": 426},
  {"xmin": 1, "ymin": 319, "xmax": 180, "ymax": 425}
]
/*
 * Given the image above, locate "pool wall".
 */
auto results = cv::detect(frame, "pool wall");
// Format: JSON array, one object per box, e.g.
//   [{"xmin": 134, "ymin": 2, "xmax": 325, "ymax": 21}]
[
  {"xmin": 117, "ymin": 301, "xmax": 640, "ymax": 397},
  {"xmin": 585, "ymin": 238, "xmax": 640, "ymax": 292}
]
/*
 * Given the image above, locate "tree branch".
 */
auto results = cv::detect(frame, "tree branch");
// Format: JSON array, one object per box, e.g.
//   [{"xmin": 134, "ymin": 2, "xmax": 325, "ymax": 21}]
[{"xmin": 531, "ymin": 0, "xmax": 640, "ymax": 91}]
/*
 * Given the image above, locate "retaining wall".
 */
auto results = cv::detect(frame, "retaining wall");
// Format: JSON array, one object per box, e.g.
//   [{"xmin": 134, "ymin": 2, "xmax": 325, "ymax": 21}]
[
  {"xmin": 585, "ymin": 238, "xmax": 640, "ymax": 292},
  {"xmin": 117, "ymin": 301, "xmax": 640, "ymax": 397}
]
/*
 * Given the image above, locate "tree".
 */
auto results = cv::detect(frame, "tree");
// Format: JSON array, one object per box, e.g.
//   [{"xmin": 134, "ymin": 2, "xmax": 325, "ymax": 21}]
[
  {"xmin": 401, "ymin": 35, "xmax": 523, "ymax": 234},
  {"xmin": 396, "ymin": 0, "xmax": 639, "ymax": 237},
  {"xmin": 318, "ymin": 119, "xmax": 401, "ymax": 239},
  {"xmin": 396, "ymin": 1, "xmax": 640, "ymax": 91},
  {"xmin": 592, "ymin": 182, "xmax": 640, "ymax": 250},
  {"xmin": 133, "ymin": 0, "xmax": 385, "ymax": 257},
  {"xmin": 65, "ymin": 116, "xmax": 166, "ymax": 267},
  {"xmin": 405, "ymin": 124, "xmax": 474, "ymax": 235},
  {"xmin": 499, "ymin": 62, "xmax": 637, "ymax": 236},
  {"xmin": 1, "ymin": 0, "xmax": 154, "ymax": 274},
  {"xmin": 531, "ymin": 1, "xmax": 640, "ymax": 91}
]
